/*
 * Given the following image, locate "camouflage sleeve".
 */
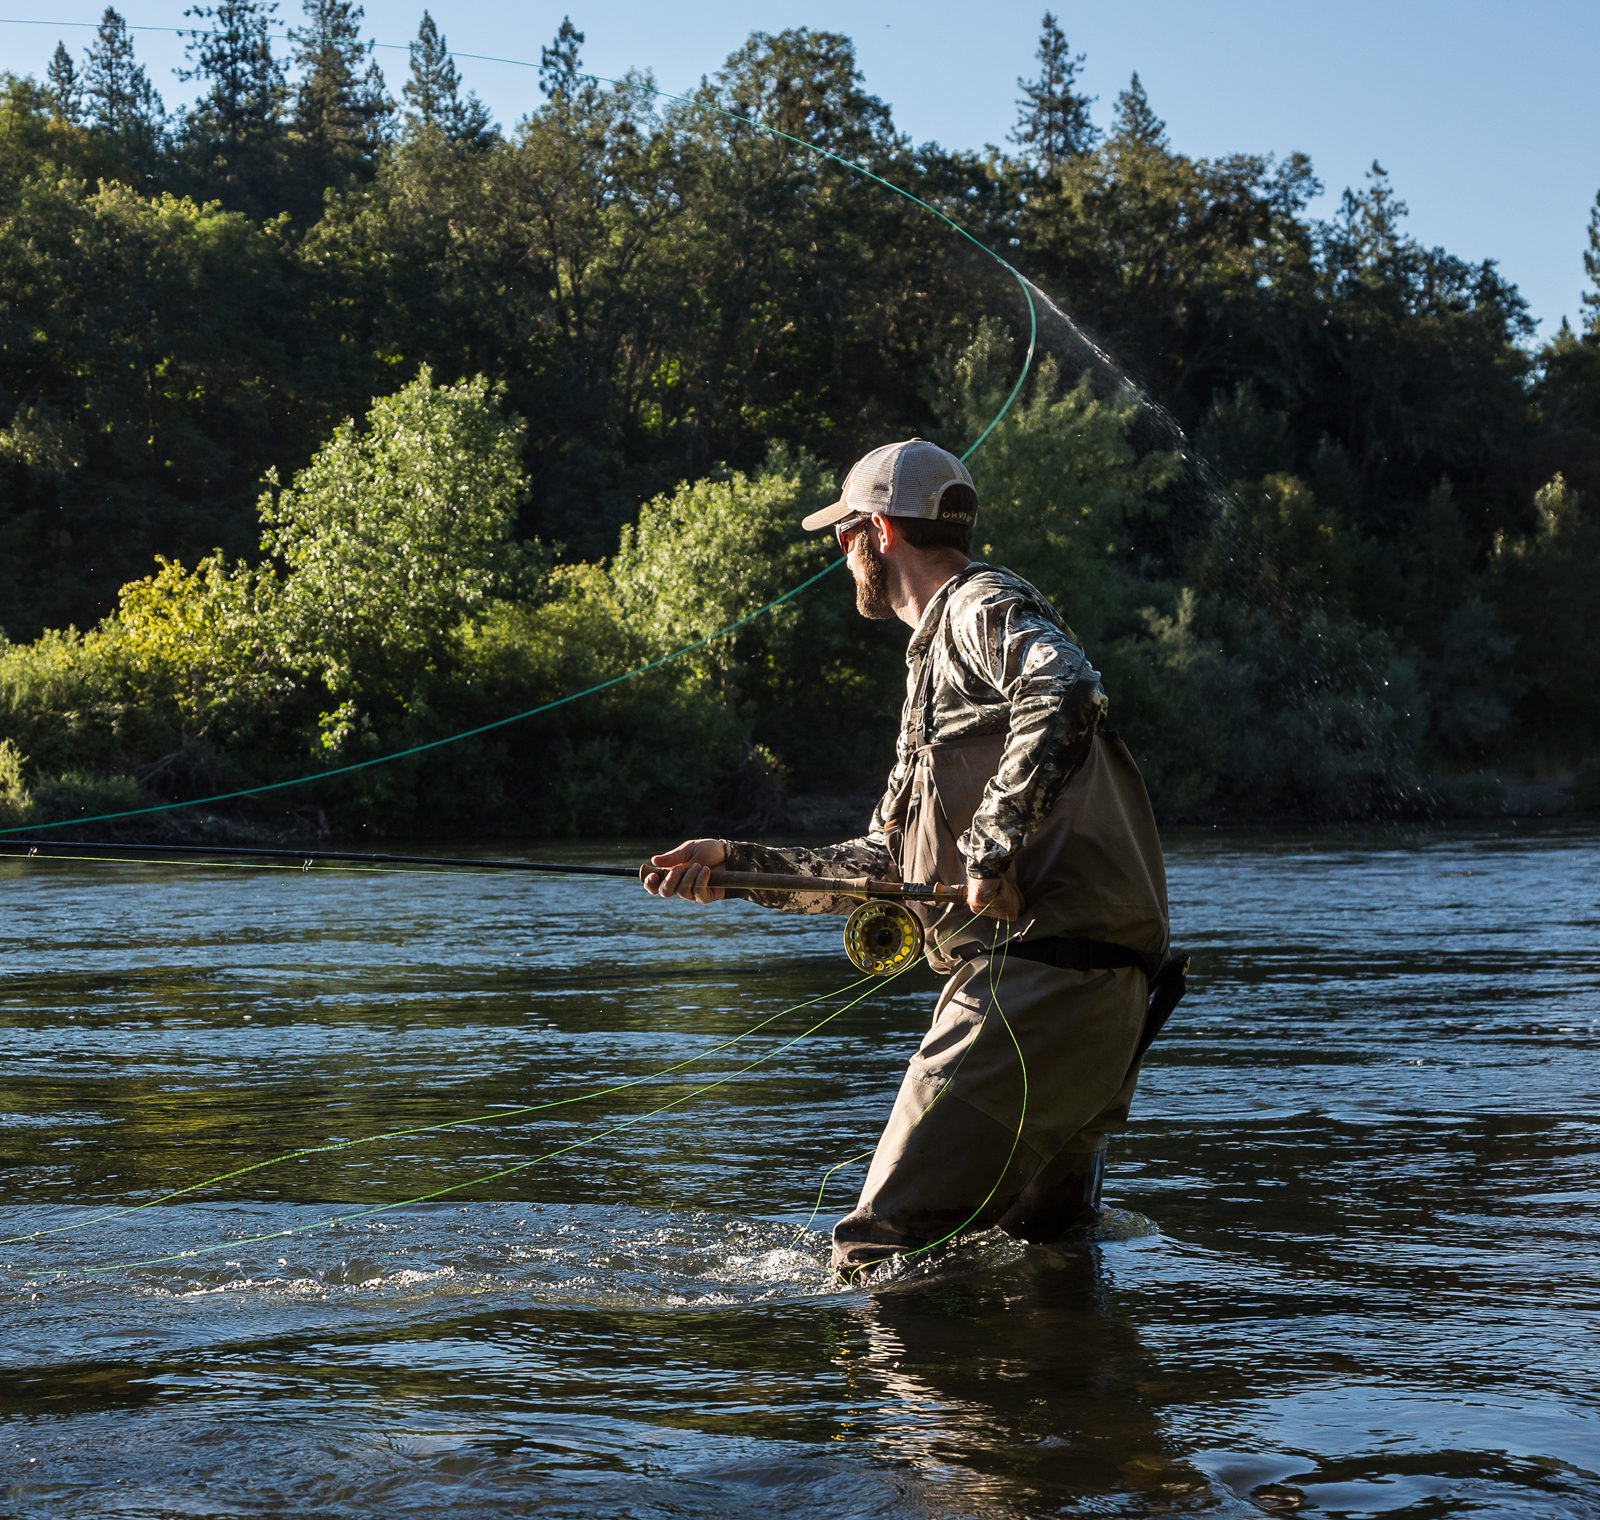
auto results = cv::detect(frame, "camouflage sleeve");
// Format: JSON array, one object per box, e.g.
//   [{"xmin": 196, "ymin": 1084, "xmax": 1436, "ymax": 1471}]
[
  {"xmin": 721, "ymin": 831, "xmax": 896, "ymax": 916},
  {"xmin": 951, "ymin": 594, "xmax": 1107, "ymax": 877}
]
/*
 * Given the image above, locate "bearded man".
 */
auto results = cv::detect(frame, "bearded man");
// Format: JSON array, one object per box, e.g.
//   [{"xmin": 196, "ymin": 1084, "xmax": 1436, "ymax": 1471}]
[{"xmin": 644, "ymin": 438, "xmax": 1172, "ymax": 1277}]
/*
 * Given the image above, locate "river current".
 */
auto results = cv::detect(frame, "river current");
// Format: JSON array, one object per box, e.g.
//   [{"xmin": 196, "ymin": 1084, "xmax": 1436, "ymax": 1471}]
[{"xmin": 2, "ymin": 825, "xmax": 1597, "ymax": 1517}]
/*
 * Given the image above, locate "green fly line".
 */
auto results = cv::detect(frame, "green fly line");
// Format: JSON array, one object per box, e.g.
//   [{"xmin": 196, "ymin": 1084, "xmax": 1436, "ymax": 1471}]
[
  {"xmin": 790, "ymin": 932, "xmax": 995, "ymax": 1245},
  {"xmin": 839, "ymin": 933, "xmax": 1029, "ymax": 1286},
  {"xmin": 2, "ymin": 959, "xmax": 879, "ymax": 1248},
  {"xmin": 0, "ymin": 19, "xmax": 1039, "ymax": 840},
  {"xmin": 58, "ymin": 945, "xmax": 932, "ymax": 1279}
]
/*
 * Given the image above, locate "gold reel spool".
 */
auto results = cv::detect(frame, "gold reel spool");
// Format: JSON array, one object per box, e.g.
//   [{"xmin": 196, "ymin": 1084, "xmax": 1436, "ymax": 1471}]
[{"xmin": 843, "ymin": 900, "xmax": 924, "ymax": 976}]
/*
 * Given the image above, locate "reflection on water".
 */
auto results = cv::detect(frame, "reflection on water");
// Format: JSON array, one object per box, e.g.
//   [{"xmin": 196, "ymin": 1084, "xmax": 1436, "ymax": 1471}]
[{"xmin": 2, "ymin": 826, "xmax": 1598, "ymax": 1516}]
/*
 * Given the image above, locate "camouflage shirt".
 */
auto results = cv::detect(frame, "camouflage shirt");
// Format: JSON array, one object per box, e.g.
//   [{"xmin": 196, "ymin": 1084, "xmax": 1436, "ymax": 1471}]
[{"xmin": 724, "ymin": 563, "xmax": 1106, "ymax": 913}]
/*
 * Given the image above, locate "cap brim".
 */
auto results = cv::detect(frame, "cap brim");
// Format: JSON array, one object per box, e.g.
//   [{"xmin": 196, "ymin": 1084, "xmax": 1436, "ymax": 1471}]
[{"xmin": 800, "ymin": 499, "xmax": 854, "ymax": 532}]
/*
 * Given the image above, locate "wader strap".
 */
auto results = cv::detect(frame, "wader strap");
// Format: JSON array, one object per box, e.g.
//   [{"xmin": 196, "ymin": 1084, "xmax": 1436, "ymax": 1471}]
[
  {"xmin": 908, "ymin": 561, "xmax": 990, "ymax": 748},
  {"xmin": 953, "ymin": 935, "xmax": 1162, "ymax": 980}
]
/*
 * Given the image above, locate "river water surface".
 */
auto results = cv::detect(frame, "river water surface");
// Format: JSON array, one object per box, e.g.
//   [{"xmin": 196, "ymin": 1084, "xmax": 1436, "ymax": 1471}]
[{"xmin": 2, "ymin": 826, "xmax": 1597, "ymax": 1517}]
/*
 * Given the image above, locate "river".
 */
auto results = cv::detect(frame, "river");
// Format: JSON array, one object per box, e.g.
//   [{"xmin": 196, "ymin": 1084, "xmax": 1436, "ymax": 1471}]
[{"xmin": 2, "ymin": 824, "xmax": 1597, "ymax": 1517}]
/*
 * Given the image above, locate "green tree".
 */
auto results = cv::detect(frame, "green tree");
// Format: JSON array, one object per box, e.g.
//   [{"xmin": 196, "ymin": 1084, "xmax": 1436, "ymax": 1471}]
[
  {"xmin": 83, "ymin": 8, "xmax": 166, "ymax": 169},
  {"xmin": 608, "ymin": 444, "xmax": 893, "ymax": 790},
  {"xmin": 538, "ymin": 16, "xmax": 586, "ymax": 104},
  {"xmin": 1582, "ymin": 189, "xmax": 1599, "ymax": 334},
  {"xmin": 311, "ymin": 35, "xmax": 681, "ymax": 555},
  {"xmin": 289, "ymin": 0, "xmax": 392, "ymax": 196},
  {"xmin": 99, "ymin": 552, "xmax": 278, "ymax": 732},
  {"xmin": 0, "ymin": 175, "xmax": 311, "ymax": 633},
  {"xmin": 655, "ymin": 29, "xmax": 975, "ymax": 482},
  {"xmin": 1489, "ymin": 473, "xmax": 1600, "ymax": 756},
  {"xmin": 178, "ymin": 0, "xmax": 287, "ymax": 210},
  {"xmin": 402, "ymin": 11, "xmax": 493, "ymax": 147},
  {"xmin": 1312, "ymin": 162, "xmax": 1536, "ymax": 541},
  {"xmin": 45, "ymin": 44, "xmax": 82, "ymax": 125},
  {"xmin": 1024, "ymin": 114, "xmax": 1320, "ymax": 431},
  {"xmin": 258, "ymin": 368, "xmax": 530, "ymax": 725},
  {"xmin": 1194, "ymin": 472, "xmax": 1352, "ymax": 625},
  {"xmin": 1011, "ymin": 12, "xmax": 1096, "ymax": 171},
  {"xmin": 610, "ymin": 444, "xmax": 829, "ymax": 697},
  {"xmin": 943, "ymin": 322, "xmax": 1181, "ymax": 645},
  {"xmin": 0, "ymin": 737, "xmax": 32, "ymax": 825},
  {"xmin": 1109, "ymin": 72, "xmax": 1166, "ymax": 149}
]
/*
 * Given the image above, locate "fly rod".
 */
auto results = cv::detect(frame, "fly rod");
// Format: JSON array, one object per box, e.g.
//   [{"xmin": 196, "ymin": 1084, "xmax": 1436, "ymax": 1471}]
[{"xmin": 0, "ymin": 837, "xmax": 960, "ymax": 972}]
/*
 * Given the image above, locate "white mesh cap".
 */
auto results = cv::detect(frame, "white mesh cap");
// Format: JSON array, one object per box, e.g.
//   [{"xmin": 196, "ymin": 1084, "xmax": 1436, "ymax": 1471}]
[{"xmin": 800, "ymin": 439, "xmax": 976, "ymax": 532}]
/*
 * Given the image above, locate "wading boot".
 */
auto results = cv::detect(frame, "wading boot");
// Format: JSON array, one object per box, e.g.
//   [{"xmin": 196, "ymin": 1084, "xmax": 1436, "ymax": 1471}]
[{"xmin": 997, "ymin": 1145, "xmax": 1107, "ymax": 1244}]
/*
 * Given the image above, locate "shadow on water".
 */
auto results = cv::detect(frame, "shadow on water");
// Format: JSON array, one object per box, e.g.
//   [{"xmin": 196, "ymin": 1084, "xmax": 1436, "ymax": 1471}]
[{"xmin": 3, "ymin": 828, "xmax": 1599, "ymax": 1516}]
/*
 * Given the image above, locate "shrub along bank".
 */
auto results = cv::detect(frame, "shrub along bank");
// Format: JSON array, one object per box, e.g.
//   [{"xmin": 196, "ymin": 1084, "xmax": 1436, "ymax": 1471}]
[{"xmin": 1, "ymin": 350, "xmax": 1594, "ymax": 842}]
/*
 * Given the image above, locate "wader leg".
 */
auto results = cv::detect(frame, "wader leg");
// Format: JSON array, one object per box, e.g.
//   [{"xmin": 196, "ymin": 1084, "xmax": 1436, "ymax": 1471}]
[
  {"xmin": 831, "ymin": 1097, "xmax": 1043, "ymax": 1278},
  {"xmin": 830, "ymin": 958, "xmax": 1145, "ymax": 1279},
  {"xmin": 995, "ymin": 1143, "xmax": 1106, "ymax": 1242}
]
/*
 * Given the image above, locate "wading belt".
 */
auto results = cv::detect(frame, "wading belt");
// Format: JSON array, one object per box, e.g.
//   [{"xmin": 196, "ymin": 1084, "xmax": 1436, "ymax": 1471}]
[{"xmin": 952, "ymin": 935, "xmax": 1161, "ymax": 979}]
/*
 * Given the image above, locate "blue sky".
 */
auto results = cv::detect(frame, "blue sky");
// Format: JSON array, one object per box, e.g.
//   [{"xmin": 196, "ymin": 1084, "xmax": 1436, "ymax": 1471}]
[{"xmin": 5, "ymin": 0, "xmax": 1597, "ymax": 338}]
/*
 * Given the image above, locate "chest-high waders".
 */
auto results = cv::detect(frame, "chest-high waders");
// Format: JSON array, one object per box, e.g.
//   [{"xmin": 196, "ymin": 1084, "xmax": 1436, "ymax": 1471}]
[{"xmin": 830, "ymin": 631, "xmax": 1181, "ymax": 1276}]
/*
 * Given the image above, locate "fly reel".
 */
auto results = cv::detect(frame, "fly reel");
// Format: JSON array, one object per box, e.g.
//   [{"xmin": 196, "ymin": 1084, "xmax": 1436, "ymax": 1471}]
[{"xmin": 843, "ymin": 899, "xmax": 924, "ymax": 976}]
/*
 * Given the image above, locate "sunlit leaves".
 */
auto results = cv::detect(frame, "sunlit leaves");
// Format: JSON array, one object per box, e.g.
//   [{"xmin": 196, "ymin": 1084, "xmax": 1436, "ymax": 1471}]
[{"xmin": 258, "ymin": 367, "xmax": 530, "ymax": 710}]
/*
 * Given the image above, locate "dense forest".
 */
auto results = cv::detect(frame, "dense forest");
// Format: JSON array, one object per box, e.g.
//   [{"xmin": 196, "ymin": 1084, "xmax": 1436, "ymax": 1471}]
[{"xmin": 1, "ymin": 6, "xmax": 1597, "ymax": 840}]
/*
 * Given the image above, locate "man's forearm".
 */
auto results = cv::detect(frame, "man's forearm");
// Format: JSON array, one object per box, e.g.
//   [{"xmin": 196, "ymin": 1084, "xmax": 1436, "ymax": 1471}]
[{"xmin": 722, "ymin": 837, "xmax": 897, "ymax": 915}]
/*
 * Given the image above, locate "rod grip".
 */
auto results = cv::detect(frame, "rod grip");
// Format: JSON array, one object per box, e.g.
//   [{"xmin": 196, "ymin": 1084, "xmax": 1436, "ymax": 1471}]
[{"xmin": 637, "ymin": 862, "xmax": 964, "ymax": 902}]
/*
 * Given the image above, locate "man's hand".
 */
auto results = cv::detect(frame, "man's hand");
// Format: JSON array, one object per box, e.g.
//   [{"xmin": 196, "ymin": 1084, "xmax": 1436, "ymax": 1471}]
[
  {"xmin": 967, "ymin": 873, "xmax": 1024, "ymax": 921},
  {"xmin": 643, "ymin": 838, "xmax": 727, "ymax": 904}
]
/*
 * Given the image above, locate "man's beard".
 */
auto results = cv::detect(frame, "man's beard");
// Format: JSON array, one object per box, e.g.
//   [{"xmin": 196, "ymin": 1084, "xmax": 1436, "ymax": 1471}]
[{"xmin": 853, "ymin": 536, "xmax": 896, "ymax": 620}]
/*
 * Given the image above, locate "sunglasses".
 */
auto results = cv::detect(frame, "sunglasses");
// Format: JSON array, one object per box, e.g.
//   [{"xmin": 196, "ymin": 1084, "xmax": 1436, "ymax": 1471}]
[{"xmin": 835, "ymin": 515, "xmax": 871, "ymax": 551}]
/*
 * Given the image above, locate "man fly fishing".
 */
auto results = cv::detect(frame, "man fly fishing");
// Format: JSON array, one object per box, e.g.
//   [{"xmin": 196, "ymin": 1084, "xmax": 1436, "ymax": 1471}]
[{"xmin": 644, "ymin": 438, "xmax": 1176, "ymax": 1277}]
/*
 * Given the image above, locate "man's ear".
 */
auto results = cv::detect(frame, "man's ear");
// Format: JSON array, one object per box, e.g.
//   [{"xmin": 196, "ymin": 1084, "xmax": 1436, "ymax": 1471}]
[{"xmin": 872, "ymin": 513, "xmax": 896, "ymax": 554}]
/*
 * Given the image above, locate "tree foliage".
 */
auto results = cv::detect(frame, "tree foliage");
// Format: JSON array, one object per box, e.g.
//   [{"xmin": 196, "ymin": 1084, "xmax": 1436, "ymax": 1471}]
[
  {"xmin": 289, "ymin": 0, "xmax": 392, "ymax": 195},
  {"xmin": 84, "ymin": 8, "xmax": 165, "ymax": 149},
  {"xmin": 0, "ymin": 16, "xmax": 1596, "ymax": 833},
  {"xmin": 46, "ymin": 44, "xmax": 83, "ymax": 126},
  {"xmin": 258, "ymin": 368, "xmax": 528, "ymax": 713},
  {"xmin": 403, "ymin": 11, "xmax": 493, "ymax": 148},
  {"xmin": 1011, "ymin": 13, "xmax": 1097, "ymax": 171},
  {"xmin": 178, "ymin": 0, "xmax": 287, "ymax": 212}
]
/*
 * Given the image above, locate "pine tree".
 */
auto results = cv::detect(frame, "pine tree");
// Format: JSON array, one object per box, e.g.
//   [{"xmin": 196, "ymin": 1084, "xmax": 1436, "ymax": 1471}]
[
  {"xmin": 181, "ymin": 0, "xmax": 285, "ymax": 152},
  {"xmin": 46, "ymin": 42, "xmax": 83, "ymax": 124},
  {"xmin": 403, "ymin": 11, "xmax": 493, "ymax": 147},
  {"xmin": 289, "ymin": 0, "xmax": 392, "ymax": 181},
  {"xmin": 1583, "ymin": 190, "xmax": 1600, "ymax": 335},
  {"xmin": 539, "ymin": 16, "xmax": 585, "ymax": 101},
  {"xmin": 83, "ymin": 8, "xmax": 165, "ymax": 143},
  {"xmin": 1011, "ymin": 12, "xmax": 1096, "ymax": 170},
  {"xmin": 1110, "ymin": 71, "xmax": 1167, "ymax": 148},
  {"xmin": 403, "ymin": 11, "xmax": 453, "ymax": 126}
]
